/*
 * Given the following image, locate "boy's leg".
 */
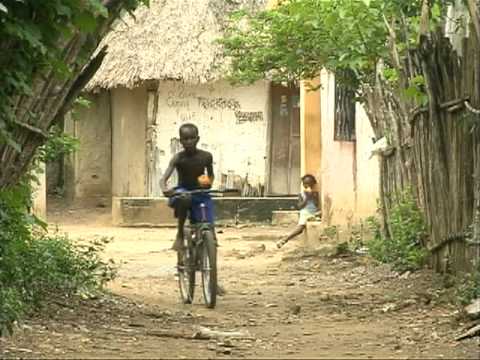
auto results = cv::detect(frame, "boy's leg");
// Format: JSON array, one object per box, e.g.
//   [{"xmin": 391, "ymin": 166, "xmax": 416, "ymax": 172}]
[
  {"xmin": 190, "ymin": 194, "xmax": 217, "ymax": 243},
  {"xmin": 171, "ymin": 195, "xmax": 190, "ymax": 251},
  {"xmin": 276, "ymin": 224, "xmax": 306, "ymax": 248},
  {"xmin": 172, "ymin": 217, "xmax": 186, "ymax": 251},
  {"xmin": 190, "ymin": 194, "xmax": 226, "ymax": 294}
]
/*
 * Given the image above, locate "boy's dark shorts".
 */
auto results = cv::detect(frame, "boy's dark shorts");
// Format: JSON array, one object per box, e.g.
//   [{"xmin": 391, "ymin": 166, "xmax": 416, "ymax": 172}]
[{"xmin": 168, "ymin": 187, "xmax": 215, "ymax": 224}]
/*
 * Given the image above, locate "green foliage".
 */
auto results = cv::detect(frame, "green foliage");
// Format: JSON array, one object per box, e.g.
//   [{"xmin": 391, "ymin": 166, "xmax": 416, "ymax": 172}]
[
  {"xmin": 366, "ymin": 190, "xmax": 428, "ymax": 272},
  {"xmin": 455, "ymin": 261, "xmax": 480, "ymax": 306},
  {"xmin": 71, "ymin": 95, "xmax": 93, "ymax": 120},
  {"xmin": 322, "ymin": 225, "xmax": 338, "ymax": 240},
  {"xmin": 221, "ymin": 0, "xmax": 454, "ymax": 96},
  {"xmin": 221, "ymin": 0, "xmax": 403, "ymax": 85},
  {"xmin": 38, "ymin": 125, "xmax": 80, "ymax": 162},
  {"xmin": 0, "ymin": 183, "xmax": 117, "ymax": 335},
  {"xmin": 383, "ymin": 66, "xmax": 399, "ymax": 85},
  {"xmin": 404, "ymin": 75, "xmax": 428, "ymax": 106}
]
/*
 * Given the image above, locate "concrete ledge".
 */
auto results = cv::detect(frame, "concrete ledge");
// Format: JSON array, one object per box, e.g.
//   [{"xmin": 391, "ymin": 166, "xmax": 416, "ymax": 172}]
[
  {"xmin": 112, "ymin": 196, "xmax": 297, "ymax": 227},
  {"xmin": 112, "ymin": 197, "xmax": 175, "ymax": 227},
  {"xmin": 271, "ymin": 210, "xmax": 299, "ymax": 226},
  {"xmin": 303, "ymin": 221, "xmax": 325, "ymax": 249}
]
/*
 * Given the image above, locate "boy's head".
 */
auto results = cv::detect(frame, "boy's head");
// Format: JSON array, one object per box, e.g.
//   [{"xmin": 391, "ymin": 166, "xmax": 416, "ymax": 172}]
[
  {"xmin": 179, "ymin": 123, "xmax": 199, "ymax": 153},
  {"xmin": 301, "ymin": 174, "xmax": 317, "ymax": 189}
]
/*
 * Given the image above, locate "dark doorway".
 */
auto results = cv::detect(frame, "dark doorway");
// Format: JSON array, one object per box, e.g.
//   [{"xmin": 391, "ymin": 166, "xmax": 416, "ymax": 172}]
[{"xmin": 269, "ymin": 84, "xmax": 301, "ymax": 195}]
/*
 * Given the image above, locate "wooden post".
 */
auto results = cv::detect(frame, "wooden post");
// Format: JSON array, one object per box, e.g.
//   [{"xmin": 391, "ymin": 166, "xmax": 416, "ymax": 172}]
[
  {"xmin": 300, "ymin": 77, "xmax": 322, "ymax": 187},
  {"xmin": 32, "ymin": 162, "xmax": 47, "ymax": 221},
  {"xmin": 467, "ymin": 0, "xmax": 480, "ymax": 46},
  {"xmin": 146, "ymin": 87, "xmax": 159, "ymax": 196}
]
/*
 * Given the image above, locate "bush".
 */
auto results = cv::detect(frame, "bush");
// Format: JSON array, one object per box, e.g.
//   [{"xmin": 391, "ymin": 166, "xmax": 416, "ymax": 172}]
[
  {"xmin": 455, "ymin": 261, "xmax": 480, "ymax": 306},
  {"xmin": 0, "ymin": 184, "xmax": 116, "ymax": 335},
  {"xmin": 366, "ymin": 189, "xmax": 428, "ymax": 272}
]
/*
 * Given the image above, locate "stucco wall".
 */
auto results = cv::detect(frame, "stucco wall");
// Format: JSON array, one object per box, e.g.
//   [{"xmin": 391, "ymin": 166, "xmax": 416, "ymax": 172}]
[
  {"xmin": 64, "ymin": 92, "xmax": 112, "ymax": 206},
  {"xmin": 155, "ymin": 80, "xmax": 271, "ymax": 191},
  {"xmin": 355, "ymin": 105, "xmax": 381, "ymax": 220},
  {"xmin": 319, "ymin": 70, "xmax": 379, "ymax": 225},
  {"xmin": 111, "ymin": 86, "xmax": 148, "ymax": 197}
]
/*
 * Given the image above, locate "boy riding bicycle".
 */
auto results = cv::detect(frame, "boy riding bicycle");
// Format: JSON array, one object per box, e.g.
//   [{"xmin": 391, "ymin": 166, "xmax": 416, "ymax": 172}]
[{"xmin": 160, "ymin": 123, "xmax": 215, "ymax": 259}]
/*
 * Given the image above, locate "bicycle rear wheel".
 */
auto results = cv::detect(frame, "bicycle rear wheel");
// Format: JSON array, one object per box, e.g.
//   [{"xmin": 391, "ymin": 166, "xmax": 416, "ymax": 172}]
[
  {"xmin": 201, "ymin": 230, "xmax": 217, "ymax": 308},
  {"xmin": 177, "ymin": 229, "xmax": 195, "ymax": 304}
]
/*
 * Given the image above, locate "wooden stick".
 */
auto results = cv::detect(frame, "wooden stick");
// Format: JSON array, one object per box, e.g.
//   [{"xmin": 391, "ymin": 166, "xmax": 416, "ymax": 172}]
[
  {"xmin": 455, "ymin": 324, "xmax": 480, "ymax": 341},
  {"xmin": 192, "ymin": 326, "xmax": 254, "ymax": 340},
  {"xmin": 466, "ymin": 0, "xmax": 480, "ymax": 46},
  {"xmin": 146, "ymin": 330, "xmax": 192, "ymax": 339}
]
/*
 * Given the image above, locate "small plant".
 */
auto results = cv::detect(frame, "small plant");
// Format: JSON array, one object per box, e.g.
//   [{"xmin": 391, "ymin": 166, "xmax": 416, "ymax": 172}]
[
  {"xmin": 38, "ymin": 125, "xmax": 80, "ymax": 163},
  {"xmin": 455, "ymin": 261, "xmax": 480, "ymax": 306},
  {"xmin": 366, "ymin": 189, "xmax": 428, "ymax": 272},
  {"xmin": 348, "ymin": 223, "xmax": 366, "ymax": 252},
  {"xmin": 0, "ymin": 183, "xmax": 116, "ymax": 335},
  {"xmin": 322, "ymin": 225, "xmax": 338, "ymax": 240},
  {"xmin": 335, "ymin": 241, "xmax": 350, "ymax": 255}
]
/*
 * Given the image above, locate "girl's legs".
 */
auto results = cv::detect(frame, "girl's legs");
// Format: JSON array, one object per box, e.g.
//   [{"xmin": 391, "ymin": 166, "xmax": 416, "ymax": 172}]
[{"xmin": 276, "ymin": 224, "xmax": 306, "ymax": 248}]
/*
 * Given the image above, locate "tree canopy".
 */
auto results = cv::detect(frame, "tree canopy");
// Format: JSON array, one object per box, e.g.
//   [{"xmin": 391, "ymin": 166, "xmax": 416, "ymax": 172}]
[{"xmin": 221, "ymin": 0, "xmax": 450, "ymax": 93}]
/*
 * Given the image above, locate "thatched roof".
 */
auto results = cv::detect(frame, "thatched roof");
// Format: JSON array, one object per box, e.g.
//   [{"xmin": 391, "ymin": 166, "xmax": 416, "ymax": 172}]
[{"xmin": 87, "ymin": 0, "xmax": 266, "ymax": 90}]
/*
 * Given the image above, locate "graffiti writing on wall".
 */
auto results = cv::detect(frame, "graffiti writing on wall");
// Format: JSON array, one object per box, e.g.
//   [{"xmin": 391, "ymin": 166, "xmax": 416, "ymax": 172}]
[
  {"xmin": 178, "ymin": 112, "xmax": 196, "ymax": 122},
  {"xmin": 166, "ymin": 87, "xmax": 196, "ymax": 108},
  {"xmin": 164, "ymin": 91, "xmax": 265, "ymax": 124},
  {"xmin": 235, "ymin": 111, "xmax": 264, "ymax": 124},
  {"xmin": 197, "ymin": 97, "xmax": 240, "ymax": 111},
  {"xmin": 167, "ymin": 97, "xmax": 189, "ymax": 108}
]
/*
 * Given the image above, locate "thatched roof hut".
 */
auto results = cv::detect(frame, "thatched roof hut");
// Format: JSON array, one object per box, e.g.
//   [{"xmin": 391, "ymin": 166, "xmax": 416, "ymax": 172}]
[{"xmin": 88, "ymin": 0, "xmax": 266, "ymax": 90}]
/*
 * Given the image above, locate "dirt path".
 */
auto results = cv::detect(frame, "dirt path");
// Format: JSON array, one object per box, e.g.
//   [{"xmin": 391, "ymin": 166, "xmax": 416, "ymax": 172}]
[{"xmin": 1, "ymin": 210, "xmax": 478, "ymax": 359}]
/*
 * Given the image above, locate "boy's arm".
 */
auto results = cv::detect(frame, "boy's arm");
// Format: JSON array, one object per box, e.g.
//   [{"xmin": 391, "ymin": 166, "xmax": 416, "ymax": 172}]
[
  {"xmin": 312, "ymin": 192, "xmax": 320, "ymax": 209},
  {"xmin": 160, "ymin": 155, "xmax": 178, "ymax": 196},
  {"xmin": 206, "ymin": 152, "xmax": 214, "ymax": 183},
  {"xmin": 297, "ymin": 193, "xmax": 307, "ymax": 209}
]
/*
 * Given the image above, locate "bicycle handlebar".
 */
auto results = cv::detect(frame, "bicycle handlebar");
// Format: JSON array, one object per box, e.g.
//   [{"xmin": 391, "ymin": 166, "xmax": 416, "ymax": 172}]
[{"xmin": 167, "ymin": 188, "xmax": 239, "ymax": 197}]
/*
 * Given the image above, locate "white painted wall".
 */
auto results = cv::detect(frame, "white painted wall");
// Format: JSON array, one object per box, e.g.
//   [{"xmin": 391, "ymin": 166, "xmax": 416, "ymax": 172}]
[
  {"xmin": 155, "ymin": 80, "xmax": 271, "ymax": 192},
  {"xmin": 355, "ymin": 105, "xmax": 381, "ymax": 220}
]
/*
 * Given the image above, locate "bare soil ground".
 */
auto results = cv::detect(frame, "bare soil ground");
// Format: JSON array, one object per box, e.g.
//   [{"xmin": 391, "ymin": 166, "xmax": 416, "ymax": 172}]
[{"xmin": 1, "ymin": 204, "xmax": 478, "ymax": 359}]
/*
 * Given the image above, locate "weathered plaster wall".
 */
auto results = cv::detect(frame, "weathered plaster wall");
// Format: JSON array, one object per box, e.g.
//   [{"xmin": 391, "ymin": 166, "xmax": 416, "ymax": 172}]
[
  {"xmin": 64, "ymin": 92, "xmax": 112, "ymax": 206},
  {"xmin": 155, "ymin": 80, "xmax": 270, "ymax": 192},
  {"xmin": 355, "ymin": 105, "xmax": 381, "ymax": 220},
  {"xmin": 111, "ymin": 86, "xmax": 148, "ymax": 197},
  {"xmin": 319, "ymin": 70, "xmax": 379, "ymax": 225}
]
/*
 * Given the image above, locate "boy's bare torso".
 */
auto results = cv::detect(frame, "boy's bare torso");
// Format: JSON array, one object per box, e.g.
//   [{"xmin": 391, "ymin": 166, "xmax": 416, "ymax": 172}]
[{"xmin": 173, "ymin": 149, "xmax": 213, "ymax": 189}]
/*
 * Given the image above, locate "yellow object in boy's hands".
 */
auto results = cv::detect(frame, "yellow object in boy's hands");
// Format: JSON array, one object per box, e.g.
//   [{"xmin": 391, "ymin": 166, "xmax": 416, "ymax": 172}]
[{"xmin": 198, "ymin": 174, "xmax": 211, "ymax": 188}]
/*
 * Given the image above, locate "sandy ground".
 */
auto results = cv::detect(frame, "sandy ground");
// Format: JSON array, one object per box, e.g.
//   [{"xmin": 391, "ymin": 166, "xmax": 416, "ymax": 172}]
[{"xmin": 0, "ymin": 205, "xmax": 479, "ymax": 359}]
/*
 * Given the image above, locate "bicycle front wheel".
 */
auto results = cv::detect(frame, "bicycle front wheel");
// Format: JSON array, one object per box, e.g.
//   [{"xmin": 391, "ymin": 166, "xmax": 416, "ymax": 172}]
[
  {"xmin": 201, "ymin": 230, "xmax": 217, "ymax": 308},
  {"xmin": 177, "ymin": 227, "xmax": 195, "ymax": 304}
]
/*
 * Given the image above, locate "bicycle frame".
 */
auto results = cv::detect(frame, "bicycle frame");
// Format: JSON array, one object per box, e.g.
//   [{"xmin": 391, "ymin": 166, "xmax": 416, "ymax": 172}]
[
  {"xmin": 171, "ymin": 188, "xmax": 225, "ymax": 243},
  {"xmin": 171, "ymin": 188, "xmax": 234, "ymax": 308}
]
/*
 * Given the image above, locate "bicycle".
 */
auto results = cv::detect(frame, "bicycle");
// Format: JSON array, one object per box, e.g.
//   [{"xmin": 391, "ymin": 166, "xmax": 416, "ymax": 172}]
[{"xmin": 169, "ymin": 188, "xmax": 233, "ymax": 309}]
